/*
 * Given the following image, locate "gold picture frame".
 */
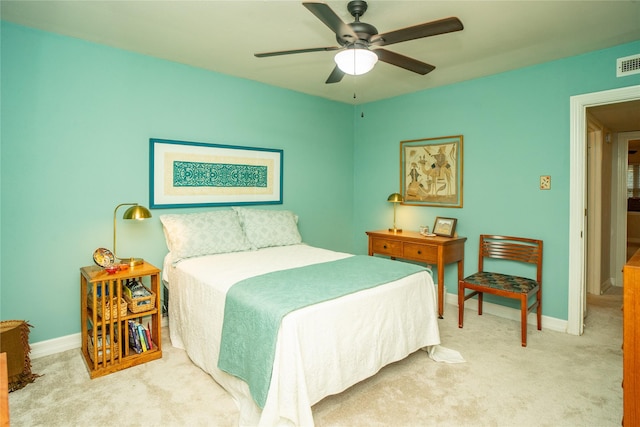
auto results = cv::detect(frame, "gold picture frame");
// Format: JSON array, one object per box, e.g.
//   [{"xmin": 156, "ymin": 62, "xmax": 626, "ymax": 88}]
[
  {"xmin": 433, "ymin": 217, "xmax": 457, "ymax": 237},
  {"xmin": 400, "ymin": 135, "xmax": 463, "ymax": 208}
]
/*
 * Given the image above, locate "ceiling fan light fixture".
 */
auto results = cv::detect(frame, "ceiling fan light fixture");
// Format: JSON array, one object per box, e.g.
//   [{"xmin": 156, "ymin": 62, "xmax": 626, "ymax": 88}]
[{"xmin": 334, "ymin": 48, "xmax": 378, "ymax": 75}]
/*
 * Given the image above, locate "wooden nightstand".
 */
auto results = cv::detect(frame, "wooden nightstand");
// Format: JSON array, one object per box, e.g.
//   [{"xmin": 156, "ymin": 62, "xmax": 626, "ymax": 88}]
[
  {"xmin": 80, "ymin": 261, "xmax": 162, "ymax": 378},
  {"xmin": 366, "ymin": 230, "xmax": 466, "ymax": 318}
]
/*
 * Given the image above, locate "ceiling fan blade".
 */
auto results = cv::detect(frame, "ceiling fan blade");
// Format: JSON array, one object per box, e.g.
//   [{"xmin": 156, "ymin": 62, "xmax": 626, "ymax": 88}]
[
  {"xmin": 371, "ymin": 17, "xmax": 463, "ymax": 46},
  {"xmin": 374, "ymin": 49, "xmax": 435, "ymax": 75},
  {"xmin": 303, "ymin": 2, "xmax": 358, "ymax": 43},
  {"xmin": 325, "ymin": 66, "xmax": 345, "ymax": 84},
  {"xmin": 255, "ymin": 46, "xmax": 341, "ymax": 58}
]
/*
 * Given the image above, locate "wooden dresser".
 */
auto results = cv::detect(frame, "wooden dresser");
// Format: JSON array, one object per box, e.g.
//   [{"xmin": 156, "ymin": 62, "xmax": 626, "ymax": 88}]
[
  {"xmin": 623, "ymin": 251, "xmax": 640, "ymax": 426},
  {"xmin": 0, "ymin": 353, "xmax": 8, "ymax": 427},
  {"xmin": 366, "ymin": 230, "xmax": 466, "ymax": 318}
]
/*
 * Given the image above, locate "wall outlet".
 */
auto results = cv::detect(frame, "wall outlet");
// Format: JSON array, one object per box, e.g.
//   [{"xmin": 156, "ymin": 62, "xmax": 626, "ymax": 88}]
[{"xmin": 540, "ymin": 175, "xmax": 551, "ymax": 190}]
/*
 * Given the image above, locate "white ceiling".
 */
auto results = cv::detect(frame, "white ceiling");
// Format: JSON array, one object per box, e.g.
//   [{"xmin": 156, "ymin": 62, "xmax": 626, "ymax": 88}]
[{"xmin": 2, "ymin": 0, "xmax": 640, "ymax": 105}]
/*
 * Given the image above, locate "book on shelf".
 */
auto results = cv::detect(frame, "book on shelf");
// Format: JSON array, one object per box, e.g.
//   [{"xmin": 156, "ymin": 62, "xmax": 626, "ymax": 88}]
[
  {"xmin": 128, "ymin": 320, "xmax": 142, "ymax": 354},
  {"xmin": 137, "ymin": 324, "xmax": 148, "ymax": 351},
  {"xmin": 145, "ymin": 323, "xmax": 152, "ymax": 350},
  {"xmin": 128, "ymin": 320, "xmax": 154, "ymax": 353}
]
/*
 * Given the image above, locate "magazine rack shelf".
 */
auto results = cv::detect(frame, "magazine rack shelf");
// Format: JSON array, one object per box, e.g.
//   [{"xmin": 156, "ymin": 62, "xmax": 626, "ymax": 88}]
[{"xmin": 80, "ymin": 262, "xmax": 162, "ymax": 378}]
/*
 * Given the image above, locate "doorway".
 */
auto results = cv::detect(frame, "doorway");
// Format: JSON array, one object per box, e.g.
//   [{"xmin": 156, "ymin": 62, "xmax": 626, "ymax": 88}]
[
  {"xmin": 568, "ymin": 85, "xmax": 640, "ymax": 336},
  {"xmin": 617, "ymin": 131, "xmax": 640, "ymax": 267}
]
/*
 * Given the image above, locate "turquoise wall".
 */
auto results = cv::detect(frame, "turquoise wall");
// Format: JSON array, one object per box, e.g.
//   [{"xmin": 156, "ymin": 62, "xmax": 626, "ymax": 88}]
[
  {"xmin": 1, "ymin": 20, "xmax": 639, "ymax": 343},
  {"xmin": 353, "ymin": 40, "xmax": 640, "ymax": 319},
  {"xmin": 0, "ymin": 22, "xmax": 355, "ymax": 342}
]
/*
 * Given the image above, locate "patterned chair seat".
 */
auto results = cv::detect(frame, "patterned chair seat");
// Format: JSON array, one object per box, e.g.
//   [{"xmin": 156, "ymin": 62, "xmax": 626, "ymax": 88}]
[{"xmin": 462, "ymin": 271, "xmax": 539, "ymax": 293}]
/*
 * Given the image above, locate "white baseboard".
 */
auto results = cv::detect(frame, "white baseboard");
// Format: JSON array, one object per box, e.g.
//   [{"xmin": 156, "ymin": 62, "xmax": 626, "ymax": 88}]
[
  {"xmin": 30, "ymin": 333, "xmax": 81, "ymax": 359},
  {"xmin": 30, "ymin": 297, "xmax": 565, "ymax": 359},
  {"xmin": 444, "ymin": 292, "xmax": 567, "ymax": 333},
  {"xmin": 30, "ymin": 316, "xmax": 170, "ymax": 359}
]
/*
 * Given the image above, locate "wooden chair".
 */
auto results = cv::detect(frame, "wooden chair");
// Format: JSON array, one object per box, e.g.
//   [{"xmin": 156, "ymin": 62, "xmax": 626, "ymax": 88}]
[{"xmin": 458, "ymin": 235, "xmax": 543, "ymax": 347}]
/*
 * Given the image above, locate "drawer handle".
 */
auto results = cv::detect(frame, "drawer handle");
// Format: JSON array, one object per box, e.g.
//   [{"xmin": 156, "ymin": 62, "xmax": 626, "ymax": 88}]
[
  {"xmin": 417, "ymin": 250, "xmax": 422, "ymax": 255},
  {"xmin": 383, "ymin": 245, "xmax": 388, "ymax": 249}
]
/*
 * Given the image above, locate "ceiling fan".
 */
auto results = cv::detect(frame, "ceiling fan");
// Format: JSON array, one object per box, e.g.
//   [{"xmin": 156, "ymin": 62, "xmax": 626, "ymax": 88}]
[{"xmin": 254, "ymin": 1, "xmax": 464, "ymax": 84}]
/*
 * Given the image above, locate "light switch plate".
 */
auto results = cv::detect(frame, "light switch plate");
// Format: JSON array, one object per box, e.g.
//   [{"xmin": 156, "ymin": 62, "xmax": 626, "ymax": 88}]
[{"xmin": 540, "ymin": 175, "xmax": 551, "ymax": 190}]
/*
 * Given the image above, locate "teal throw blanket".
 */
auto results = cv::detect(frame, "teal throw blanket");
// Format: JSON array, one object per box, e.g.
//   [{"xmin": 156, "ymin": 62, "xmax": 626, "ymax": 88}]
[{"xmin": 217, "ymin": 255, "xmax": 427, "ymax": 408}]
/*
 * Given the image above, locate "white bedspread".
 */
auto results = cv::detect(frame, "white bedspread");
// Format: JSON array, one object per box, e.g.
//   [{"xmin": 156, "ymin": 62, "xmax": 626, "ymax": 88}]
[{"xmin": 164, "ymin": 244, "xmax": 441, "ymax": 426}]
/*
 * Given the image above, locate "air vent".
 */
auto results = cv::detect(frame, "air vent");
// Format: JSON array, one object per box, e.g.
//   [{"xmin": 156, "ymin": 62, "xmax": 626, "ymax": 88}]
[{"xmin": 617, "ymin": 54, "xmax": 640, "ymax": 77}]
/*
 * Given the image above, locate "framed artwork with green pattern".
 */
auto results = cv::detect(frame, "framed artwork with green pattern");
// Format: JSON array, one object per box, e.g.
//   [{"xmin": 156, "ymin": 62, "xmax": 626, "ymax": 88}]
[{"xmin": 150, "ymin": 138, "xmax": 283, "ymax": 208}]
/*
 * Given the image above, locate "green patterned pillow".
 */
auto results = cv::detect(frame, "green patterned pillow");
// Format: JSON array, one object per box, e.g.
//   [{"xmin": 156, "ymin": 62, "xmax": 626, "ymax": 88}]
[
  {"xmin": 233, "ymin": 207, "xmax": 302, "ymax": 249},
  {"xmin": 160, "ymin": 210, "xmax": 253, "ymax": 262}
]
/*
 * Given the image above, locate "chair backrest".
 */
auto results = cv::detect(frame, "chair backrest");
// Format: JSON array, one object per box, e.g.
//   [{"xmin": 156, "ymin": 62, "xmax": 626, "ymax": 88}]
[{"xmin": 478, "ymin": 235, "xmax": 543, "ymax": 283}]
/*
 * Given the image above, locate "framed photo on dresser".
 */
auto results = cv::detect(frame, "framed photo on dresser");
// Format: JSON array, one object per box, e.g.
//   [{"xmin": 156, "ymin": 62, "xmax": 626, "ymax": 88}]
[{"xmin": 433, "ymin": 217, "xmax": 457, "ymax": 237}]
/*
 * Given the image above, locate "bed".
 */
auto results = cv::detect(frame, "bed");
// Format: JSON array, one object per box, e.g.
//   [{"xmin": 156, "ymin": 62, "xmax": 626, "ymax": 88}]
[{"xmin": 160, "ymin": 208, "xmax": 442, "ymax": 426}]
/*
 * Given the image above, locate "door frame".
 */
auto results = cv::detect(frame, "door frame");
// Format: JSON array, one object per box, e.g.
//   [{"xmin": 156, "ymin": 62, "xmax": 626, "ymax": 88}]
[
  {"xmin": 586, "ymin": 122, "xmax": 602, "ymax": 297},
  {"xmin": 568, "ymin": 85, "xmax": 640, "ymax": 335}
]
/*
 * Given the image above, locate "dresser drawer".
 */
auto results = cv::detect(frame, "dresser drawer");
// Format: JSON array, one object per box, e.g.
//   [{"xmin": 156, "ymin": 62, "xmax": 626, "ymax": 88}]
[
  {"xmin": 370, "ymin": 238, "xmax": 403, "ymax": 257},
  {"xmin": 403, "ymin": 242, "xmax": 437, "ymax": 262}
]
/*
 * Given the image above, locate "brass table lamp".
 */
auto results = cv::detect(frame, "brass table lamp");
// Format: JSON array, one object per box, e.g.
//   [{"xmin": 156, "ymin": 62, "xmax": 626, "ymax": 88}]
[
  {"xmin": 387, "ymin": 193, "xmax": 403, "ymax": 233},
  {"xmin": 113, "ymin": 203, "xmax": 152, "ymax": 267}
]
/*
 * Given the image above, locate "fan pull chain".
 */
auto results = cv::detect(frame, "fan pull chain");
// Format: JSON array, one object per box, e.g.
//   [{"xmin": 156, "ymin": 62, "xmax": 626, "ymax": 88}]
[
  {"xmin": 352, "ymin": 88, "xmax": 365, "ymax": 118},
  {"xmin": 352, "ymin": 52, "xmax": 364, "ymax": 117},
  {"xmin": 353, "ymin": 85, "xmax": 365, "ymax": 118}
]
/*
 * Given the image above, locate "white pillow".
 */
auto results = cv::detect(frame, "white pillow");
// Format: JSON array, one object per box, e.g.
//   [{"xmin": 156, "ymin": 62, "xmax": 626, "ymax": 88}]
[
  {"xmin": 233, "ymin": 207, "xmax": 302, "ymax": 249},
  {"xmin": 159, "ymin": 210, "xmax": 253, "ymax": 262}
]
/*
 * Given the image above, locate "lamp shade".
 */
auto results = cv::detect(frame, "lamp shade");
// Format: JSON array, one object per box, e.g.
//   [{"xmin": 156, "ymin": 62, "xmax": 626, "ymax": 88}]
[
  {"xmin": 122, "ymin": 205, "xmax": 152, "ymax": 220},
  {"xmin": 334, "ymin": 48, "xmax": 378, "ymax": 75},
  {"xmin": 387, "ymin": 193, "xmax": 404, "ymax": 203}
]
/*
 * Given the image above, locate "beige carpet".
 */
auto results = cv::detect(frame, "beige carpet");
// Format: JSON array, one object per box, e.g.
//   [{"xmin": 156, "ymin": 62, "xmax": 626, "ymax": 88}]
[{"xmin": 8, "ymin": 293, "xmax": 623, "ymax": 426}]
